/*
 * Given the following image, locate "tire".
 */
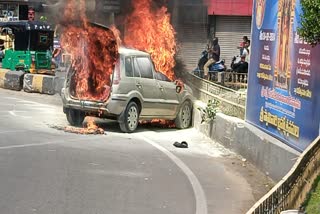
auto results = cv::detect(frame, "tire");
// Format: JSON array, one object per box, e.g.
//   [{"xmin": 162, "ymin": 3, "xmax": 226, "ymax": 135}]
[
  {"xmin": 175, "ymin": 100, "xmax": 192, "ymax": 129},
  {"xmin": 119, "ymin": 102, "xmax": 140, "ymax": 133},
  {"xmin": 66, "ymin": 109, "xmax": 85, "ymax": 127}
]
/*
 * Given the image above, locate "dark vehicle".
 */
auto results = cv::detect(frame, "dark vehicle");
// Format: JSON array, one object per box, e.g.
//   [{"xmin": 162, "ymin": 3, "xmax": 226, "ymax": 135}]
[
  {"xmin": 193, "ymin": 50, "xmax": 226, "ymax": 79},
  {"xmin": 0, "ymin": 21, "xmax": 54, "ymax": 73}
]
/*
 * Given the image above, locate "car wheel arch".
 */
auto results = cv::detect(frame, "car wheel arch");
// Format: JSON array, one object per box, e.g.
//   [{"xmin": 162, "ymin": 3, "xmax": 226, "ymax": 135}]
[{"xmin": 129, "ymin": 97, "xmax": 142, "ymax": 113}]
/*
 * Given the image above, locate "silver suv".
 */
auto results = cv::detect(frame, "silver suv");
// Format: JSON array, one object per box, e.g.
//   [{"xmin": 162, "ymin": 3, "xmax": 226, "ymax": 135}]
[{"xmin": 61, "ymin": 47, "xmax": 193, "ymax": 133}]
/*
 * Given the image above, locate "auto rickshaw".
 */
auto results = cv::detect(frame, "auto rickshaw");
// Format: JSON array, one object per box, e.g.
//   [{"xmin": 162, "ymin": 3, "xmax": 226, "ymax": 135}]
[{"xmin": 0, "ymin": 20, "xmax": 54, "ymax": 75}]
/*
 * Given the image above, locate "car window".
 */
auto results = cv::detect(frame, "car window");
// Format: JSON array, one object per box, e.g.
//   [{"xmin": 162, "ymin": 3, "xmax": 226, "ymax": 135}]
[
  {"xmin": 125, "ymin": 57, "xmax": 133, "ymax": 77},
  {"xmin": 155, "ymin": 72, "xmax": 171, "ymax": 82},
  {"xmin": 134, "ymin": 57, "xmax": 153, "ymax": 79},
  {"xmin": 132, "ymin": 58, "xmax": 141, "ymax": 77}
]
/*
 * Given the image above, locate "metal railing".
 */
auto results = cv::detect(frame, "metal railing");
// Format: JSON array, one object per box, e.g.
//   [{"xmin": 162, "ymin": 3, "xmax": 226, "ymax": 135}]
[
  {"xmin": 193, "ymin": 69, "xmax": 249, "ymax": 90},
  {"xmin": 247, "ymin": 136, "xmax": 320, "ymax": 214},
  {"xmin": 182, "ymin": 71, "xmax": 246, "ymax": 119}
]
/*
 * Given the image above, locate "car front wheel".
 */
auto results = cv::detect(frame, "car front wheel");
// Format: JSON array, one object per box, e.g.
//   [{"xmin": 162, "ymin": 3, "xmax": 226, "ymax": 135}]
[
  {"xmin": 119, "ymin": 102, "xmax": 140, "ymax": 133},
  {"xmin": 175, "ymin": 100, "xmax": 192, "ymax": 129},
  {"xmin": 66, "ymin": 109, "xmax": 85, "ymax": 127}
]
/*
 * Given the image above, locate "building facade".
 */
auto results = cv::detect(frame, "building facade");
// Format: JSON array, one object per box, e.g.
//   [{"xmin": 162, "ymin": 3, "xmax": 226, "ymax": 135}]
[
  {"xmin": 207, "ymin": 0, "xmax": 253, "ymax": 66},
  {"xmin": 172, "ymin": 0, "xmax": 253, "ymax": 70}
]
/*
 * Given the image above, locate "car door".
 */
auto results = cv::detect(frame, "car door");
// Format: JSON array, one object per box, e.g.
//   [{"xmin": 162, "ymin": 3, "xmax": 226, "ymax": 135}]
[
  {"xmin": 133, "ymin": 56, "xmax": 161, "ymax": 116},
  {"xmin": 155, "ymin": 72, "xmax": 180, "ymax": 116},
  {"xmin": 116, "ymin": 56, "xmax": 138, "ymax": 95}
]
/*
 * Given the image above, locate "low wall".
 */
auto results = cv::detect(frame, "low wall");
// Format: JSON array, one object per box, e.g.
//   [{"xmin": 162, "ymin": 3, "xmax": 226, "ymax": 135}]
[
  {"xmin": 0, "ymin": 69, "xmax": 24, "ymax": 91},
  {"xmin": 182, "ymin": 71, "xmax": 246, "ymax": 119},
  {"xmin": 193, "ymin": 101, "xmax": 300, "ymax": 181}
]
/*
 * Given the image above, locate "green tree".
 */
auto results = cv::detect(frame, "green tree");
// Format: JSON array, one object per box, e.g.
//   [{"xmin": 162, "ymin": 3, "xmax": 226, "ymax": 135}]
[{"xmin": 298, "ymin": 0, "xmax": 320, "ymax": 46}]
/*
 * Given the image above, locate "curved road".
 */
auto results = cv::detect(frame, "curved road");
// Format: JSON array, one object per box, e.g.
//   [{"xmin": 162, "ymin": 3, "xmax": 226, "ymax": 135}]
[{"xmin": 0, "ymin": 88, "xmax": 272, "ymax": 214}]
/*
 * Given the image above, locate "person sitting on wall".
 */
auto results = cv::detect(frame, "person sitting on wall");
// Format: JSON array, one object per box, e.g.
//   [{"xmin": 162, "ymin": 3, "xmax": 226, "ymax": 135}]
[
  {"xmin": 204, "ymin": 36, "xmax": 220, "ymax": 80},
  {"xmin": 231, "ymin": 55, "xmax": 248, "ymax": 82}
]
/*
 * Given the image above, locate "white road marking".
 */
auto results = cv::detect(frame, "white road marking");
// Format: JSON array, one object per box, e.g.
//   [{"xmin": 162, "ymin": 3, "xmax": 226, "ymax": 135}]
[
  {"xmin": 16, "ymin": 100, "xmax": 54, "ymax": 107},
  {"xmin": 3, "ymin": 97, "xmax": 19, "ymax": 100},
  {"xmin": 0, "ymin": 142, "xmax": 60, "ymax": 150},
  {"xmin": 8, "ymin": 110, "xmax": 31, "ymax": 119},
  {"xmin": 0, "ymin": 136, "xmax": 104, "ymax": 150},
  {"xmin": 138, "ymin": 134, "xmax": 208, "ymax": 214},
  {"xmin": 0, "ymin": 130, "xmax": 27, "ymax": 134}
]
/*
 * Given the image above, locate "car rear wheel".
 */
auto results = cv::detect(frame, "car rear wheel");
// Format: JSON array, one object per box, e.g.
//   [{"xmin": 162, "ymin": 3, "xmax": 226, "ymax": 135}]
[
  {"xmin": 175, "ymin": 100, "xmax": 192, "ymax": 129},
  {"xmin": 66, "ymin": 109, "xmax": 85, "ymax": 127},
  {"xmin": 119, "ymin": 102, "xmax": 140, "ymax": 133}
]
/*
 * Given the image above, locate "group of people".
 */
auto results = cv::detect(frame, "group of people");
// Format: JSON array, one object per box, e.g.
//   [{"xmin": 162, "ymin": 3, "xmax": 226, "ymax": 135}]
[
  {"xmin": 232, "ymin": 36, "xmax": 251, "ymax": 76},
  {"xmin": 202, "ymin": 34, "xmax": 251, "ymax": 80}
]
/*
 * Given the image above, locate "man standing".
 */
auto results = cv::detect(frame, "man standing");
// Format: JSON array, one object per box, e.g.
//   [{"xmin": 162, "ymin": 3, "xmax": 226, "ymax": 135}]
[
  {"xmin": 237, "ymin": 36, "xmax": 249, "ymax": 55},
  {"xmin": 28, "ymin": 7, "xmax": 35, "ymax": 21},
  {"xmin": 204, "ymin": 37, "xmax": 220, "ymax": 80}
]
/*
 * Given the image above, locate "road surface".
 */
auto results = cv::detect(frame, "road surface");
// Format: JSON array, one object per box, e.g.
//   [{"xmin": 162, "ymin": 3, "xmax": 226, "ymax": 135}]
[{"xmin": 0, "ymin": 88, "xmax": 272, "ymax": 214}]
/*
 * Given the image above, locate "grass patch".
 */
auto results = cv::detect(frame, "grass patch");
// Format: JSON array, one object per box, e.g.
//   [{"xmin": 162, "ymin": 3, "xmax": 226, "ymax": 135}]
[{"xmin": 304, "ymin": 176, "xmax": 320, "ymax": 214}]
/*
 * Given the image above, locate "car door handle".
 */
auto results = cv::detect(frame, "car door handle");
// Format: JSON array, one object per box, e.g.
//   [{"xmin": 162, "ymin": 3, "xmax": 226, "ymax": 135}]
[
  {"xmin": 159, "ymin": 86, "xmax": 164, "ymax": 91},
  {"xmin": 136, "ymin": 83, "xmax": 142, "ymax": 88}
]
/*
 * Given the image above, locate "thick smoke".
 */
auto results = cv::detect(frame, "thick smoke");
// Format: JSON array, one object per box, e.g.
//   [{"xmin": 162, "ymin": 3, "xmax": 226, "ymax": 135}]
[{"xmin": 43, "ymin": 0, "xmax": 96, "ymax": 25}]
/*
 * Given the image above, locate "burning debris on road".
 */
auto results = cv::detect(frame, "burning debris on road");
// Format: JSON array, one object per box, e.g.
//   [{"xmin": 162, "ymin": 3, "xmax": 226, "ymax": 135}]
[{"xmin": 51, "ymin": 117, "xmax": 106, "ymax": 135}]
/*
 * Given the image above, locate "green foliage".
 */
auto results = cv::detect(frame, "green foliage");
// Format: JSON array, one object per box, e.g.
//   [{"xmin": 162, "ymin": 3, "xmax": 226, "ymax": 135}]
[
  {"xmin": 198, "ymin": 99, "xmax": 220, "ymax": 123},
  {"xmin": 302, "ymin": 176, "xmax": 320, "ymax": 214},
  {"xmin": 298, "ymin": 0, "xmax": 320, "ymax": 46},
  {"xmin": 40, "ymin": 16, "xmax": 48, "ymax": 22}
]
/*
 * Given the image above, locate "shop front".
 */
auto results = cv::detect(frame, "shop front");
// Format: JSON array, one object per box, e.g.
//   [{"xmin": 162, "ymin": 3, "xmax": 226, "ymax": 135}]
[{"xmin": 0, "ymin": 1, "xmax": 44, "ymax": 21}]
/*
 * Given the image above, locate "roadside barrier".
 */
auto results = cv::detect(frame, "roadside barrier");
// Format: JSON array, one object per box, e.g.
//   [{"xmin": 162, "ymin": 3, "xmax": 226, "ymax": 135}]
[
  {"xmin": 247, "ymin": 136, "xmax": 320, "ymax": 214},
  {"xmin": 181, "ymin": 71, "xmax": 246, "ymax": 119},
  {"xmin": 0, "ymin": 69, "xmax": 24, "ymax": 91},
  {"xmin": 23, "ymin": 73, "xmax": 56, "ymax": 95}
]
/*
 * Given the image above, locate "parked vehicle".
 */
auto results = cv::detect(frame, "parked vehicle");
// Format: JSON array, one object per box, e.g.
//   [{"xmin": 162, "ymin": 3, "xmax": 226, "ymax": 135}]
[
  {"xmin": 193, "ymin": 50, "xmax": 226, "ymax": 79},
  {"xmin": 61, "ymin": 47, "xmax": 194, "ymax": 133}
]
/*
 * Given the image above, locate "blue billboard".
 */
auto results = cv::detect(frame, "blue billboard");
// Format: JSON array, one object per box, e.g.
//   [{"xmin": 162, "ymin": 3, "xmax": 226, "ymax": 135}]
[{"xmin": 246, "ymin": 0, "xmax": 320, "ymax": 151}]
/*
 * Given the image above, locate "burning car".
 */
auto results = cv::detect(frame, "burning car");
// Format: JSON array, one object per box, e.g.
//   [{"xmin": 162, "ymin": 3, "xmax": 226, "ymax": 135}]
[{"xmin": 61, "ymin": 45, "xmax": 193, "ymax": 133}]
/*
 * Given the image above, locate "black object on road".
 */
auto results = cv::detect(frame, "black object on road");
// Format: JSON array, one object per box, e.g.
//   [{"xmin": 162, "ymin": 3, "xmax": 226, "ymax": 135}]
[{"xmin": 173, "ymin": 141, "xmax": 188, "ymax": 148}]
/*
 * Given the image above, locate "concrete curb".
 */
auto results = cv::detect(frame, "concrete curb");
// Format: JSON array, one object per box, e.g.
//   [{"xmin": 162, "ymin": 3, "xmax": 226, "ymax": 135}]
[
  {"xmin": 193, "ymin": 100, "xmax": 301, "ymax": 181},
  {"xmin": 23, "ymin": 73, "xmax": 56, "ymax": 95},
  {"xmin": 0, "ymin": 69, "xmax": 24, "ymax": 91}
]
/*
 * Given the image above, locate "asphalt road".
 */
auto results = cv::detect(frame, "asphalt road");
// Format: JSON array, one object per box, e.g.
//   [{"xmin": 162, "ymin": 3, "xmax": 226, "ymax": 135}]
[{"xmin": 0, "ymin": 88, "xmax": 273, "ymax": 214}]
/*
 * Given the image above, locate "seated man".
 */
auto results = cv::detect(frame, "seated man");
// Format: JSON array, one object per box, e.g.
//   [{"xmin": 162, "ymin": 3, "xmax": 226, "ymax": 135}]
[{"xmin": 231, "ymin": 55, "xmax": 248, "ymax": 82}]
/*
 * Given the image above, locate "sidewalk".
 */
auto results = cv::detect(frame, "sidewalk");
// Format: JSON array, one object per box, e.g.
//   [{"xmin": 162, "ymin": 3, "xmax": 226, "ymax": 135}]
[{"xmin": 140, "ymin": 128, "xmax": 274, "ymax": 214}]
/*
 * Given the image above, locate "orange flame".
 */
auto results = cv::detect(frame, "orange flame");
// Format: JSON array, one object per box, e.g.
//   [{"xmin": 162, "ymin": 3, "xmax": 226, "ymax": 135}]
[
  {"xmin": 140, "ymin": 119, "xmax": 176, "ymax": 128},
  {"xmin": 64, "ymin": 117, "xmax": 105, "ymax": 135},
  {"xmin": 60, "ymin": 0, "xmax": 119, "ymax": 102},
  {"xmin": 124, "ymin": 0, "xmax": 177, "ymax": 80}
]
